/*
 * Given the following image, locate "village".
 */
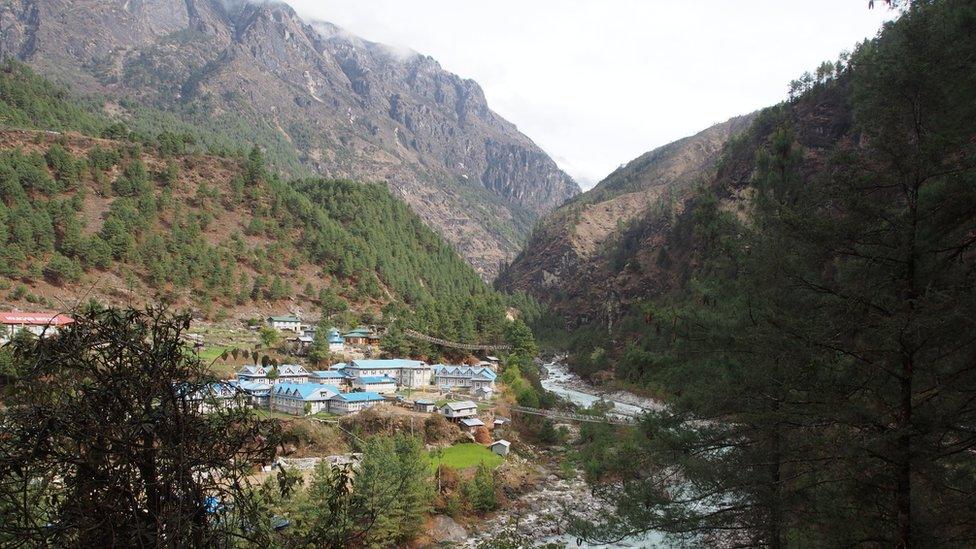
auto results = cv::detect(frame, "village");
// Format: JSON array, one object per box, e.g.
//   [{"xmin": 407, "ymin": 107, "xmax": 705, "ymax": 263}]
[
  {"xmin": 2, "ymin": 310, "xmax": 516, "ymax": 455},
  {"xmin": 0, "ymin": 308, "xmax": 628, "ymax": 544}
]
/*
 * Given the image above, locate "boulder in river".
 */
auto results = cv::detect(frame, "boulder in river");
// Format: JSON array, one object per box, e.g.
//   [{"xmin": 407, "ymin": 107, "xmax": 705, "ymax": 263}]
[{"xmin": 429, "ymin": 514, "xmax": 468, "ymax": 543}]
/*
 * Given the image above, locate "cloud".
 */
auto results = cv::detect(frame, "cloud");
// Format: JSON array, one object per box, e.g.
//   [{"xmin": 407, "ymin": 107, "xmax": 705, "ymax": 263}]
[{"xmin": 275, "ymin": 0, "xmax": 895, "ymax": 183}]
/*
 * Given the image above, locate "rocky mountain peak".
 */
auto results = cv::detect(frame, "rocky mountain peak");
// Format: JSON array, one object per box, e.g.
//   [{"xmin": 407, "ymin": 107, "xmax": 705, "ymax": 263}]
[{"xmin": 1, "ymin": 0, "xmax": 578, "ymax": 279}]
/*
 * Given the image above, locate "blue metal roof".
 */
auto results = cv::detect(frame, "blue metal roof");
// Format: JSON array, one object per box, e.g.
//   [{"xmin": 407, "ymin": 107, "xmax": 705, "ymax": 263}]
[
  {"xmin": 238, "ymin": 381, "xmax": 272, "ymax": 393},
  {"xmin": 333, "ymin": 391, "xmax": 384, "ymax": 402},
  {"xmin": 352, "ymin": 359, "xmax": 427, "ymax": 370},
  {"xmin": 312, "ymin": 370, "xmax": 347, "ymax": 379},
  {"xmin": 432, "ymin": 365, "xmax": 497, "ymax": 381},
  {"xmin": 274, "ymin": 383, "xmax": 340, "ymax": 400},
  {"xmin": 357, "ymin": 375, "xmax": 396, "ymax": 384}
]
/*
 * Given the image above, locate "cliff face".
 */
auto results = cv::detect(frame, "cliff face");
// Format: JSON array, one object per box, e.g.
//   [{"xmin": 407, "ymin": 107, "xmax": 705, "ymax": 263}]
[
  {"xmin": 497, "ymin": 69, "xmax": 861, "ymax": 329},
  {"xmin": 496, "ymin": 114, "xmax": 755, "ymax": 323},
  {"xmin": 0, "ymin": 0, "xmax": 578, "ymax": 278}
]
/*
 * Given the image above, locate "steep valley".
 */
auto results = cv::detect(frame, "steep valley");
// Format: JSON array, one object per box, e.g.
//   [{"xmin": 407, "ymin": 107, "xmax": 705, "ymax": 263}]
[{"xmin": 496, "ymin": 113, "xmax": 756, "ymax": 328}]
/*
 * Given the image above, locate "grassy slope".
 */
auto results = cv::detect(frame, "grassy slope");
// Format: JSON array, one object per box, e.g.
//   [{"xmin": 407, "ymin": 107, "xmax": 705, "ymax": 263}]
[{"xmin": 428, "ymin": 443, "xmax": 503, "ymax": 471}]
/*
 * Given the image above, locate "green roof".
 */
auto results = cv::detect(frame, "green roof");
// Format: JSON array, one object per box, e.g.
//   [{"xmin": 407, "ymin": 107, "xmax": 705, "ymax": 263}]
[{"xmin": 268, "ymin": 315, "xmax": 300, "ymax": 322}]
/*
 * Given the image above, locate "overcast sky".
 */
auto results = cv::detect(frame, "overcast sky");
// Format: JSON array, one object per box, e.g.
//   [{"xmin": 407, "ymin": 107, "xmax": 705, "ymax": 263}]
[{"xmin": 287, "ymin": 1, "xmax": 894, "ymax": 189}]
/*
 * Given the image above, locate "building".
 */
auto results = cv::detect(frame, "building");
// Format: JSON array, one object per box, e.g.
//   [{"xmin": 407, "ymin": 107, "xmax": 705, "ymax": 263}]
[
  {"xmin": 440, "ymin": 400, "xmax": 478, "ymax": 420},
  {"xmin": 236, "ymin": 381, "xmax": 273, "ymax": 408},
  {"xmin": 0, "ymin": 311, "xmax": 73, "ymax": 343},
  {"xmin": 351, "ymin": 375, "xmax": 397, "ymax": 395},
  {"xmin": 288, "ymin": 334, "xmax": 314, "ymax": 355},
  {"xmin": 460, "ymin": 417, "xmax": 485, "ymax": 434},
  {"xmin": 432, "ymin": 365, "xmax": 497, "ymax": 391},
  {"xmin": 270, "ymin": 383, "xmax": 341, "ymax": 415},
  {"xmin": 327, "ymin": 328, "xmax": 345, "ymax": 352},
  {"xmin": 267, "ymin": 315, "xmax": 302, "ymax": 332},
  {"xmin": 342, "ymin": 327, "xmax": 380, "ymax": 347},
  {"xmin": 414, "ymin": 399, "xmax": 436, "ymax": 413},
  {"xmin": 182, "ymin": 382, "xmax": 243, "ymax": 414},
  {"xmin": 236, "ymin": 364, "xmax": 310, "ymax": 385},
  {"xmin": 236, "ymin": 365, "xmax": 270, "ymax": 384},
  {"xmin": 310, "ymin": 370, "xmax": 350, "ymax": 388},
  {"xmin": 489, "ymin": 440, "xmax": 511, "ymax": 457},
  {"xmin": 275, "ymin": 364, "xmax": 310, "ymax": 384},
  {"xmin": 344, "ymin": 359, "xmax": 432, "ymax": 389},
  {"xmin": 329, "ymin": 391, "xmax": 385, "ymax": 415},
  {"xmin": 473, "ymin": 386, "xmax": 494, "ymax": 400},
  {"xmin": 493, "ymin": 416, "xmax": 510, "ymax": 428}
]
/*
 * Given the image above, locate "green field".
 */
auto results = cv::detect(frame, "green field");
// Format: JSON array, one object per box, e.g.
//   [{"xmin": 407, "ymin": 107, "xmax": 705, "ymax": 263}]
[{"xmin": 428, "ymin": 443, "xmax": 503, "ymax": 471}]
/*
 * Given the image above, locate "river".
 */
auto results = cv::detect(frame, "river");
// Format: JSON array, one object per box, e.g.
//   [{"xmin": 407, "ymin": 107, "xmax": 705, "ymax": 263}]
[{"xmin": 463, "ymin": 357, "xmax": 672, "ymax": 548}]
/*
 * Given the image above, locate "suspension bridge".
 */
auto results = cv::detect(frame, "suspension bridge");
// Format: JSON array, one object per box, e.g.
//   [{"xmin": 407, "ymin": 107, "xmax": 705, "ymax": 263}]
[
  {"xmin": 403, "ymin": 329, "xmax": 511, "ymax": 352},
  {"xmin": 510, "ymin": 405, "xmax": 638, "ymax": 426}
]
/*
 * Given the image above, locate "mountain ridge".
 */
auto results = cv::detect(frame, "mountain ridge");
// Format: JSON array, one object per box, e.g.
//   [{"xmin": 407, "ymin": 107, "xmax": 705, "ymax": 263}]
[
  {"xmin": 0, "ymin": 0, "xmax": 579, "ymax": 279},
  {"xmin": 496, "ymin": 113, "xmax": 755, "ymax": 323}
]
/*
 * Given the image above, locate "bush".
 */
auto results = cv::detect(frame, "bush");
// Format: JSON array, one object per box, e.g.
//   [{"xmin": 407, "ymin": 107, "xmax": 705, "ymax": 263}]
[
  {"xmin": 424, "ymin": 414, "xmax": 460, "ymax": 444},
  {"xmin": 463, "ymin": 462, "xmax": 497, "ymax": 512},
  {"xmin": 43, "ymin": 252, "xmax": 83, "ymax": 284}
]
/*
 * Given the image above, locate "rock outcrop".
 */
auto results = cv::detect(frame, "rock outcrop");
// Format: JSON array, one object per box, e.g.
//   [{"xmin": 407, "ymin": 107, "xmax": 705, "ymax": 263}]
[
  {"xmin": 496, "ymin": 114, "xmax": 755, "ymax": 323},
  {"xmin": 0, "ymin": 0, "xmax": 578, "ymax": 278}
]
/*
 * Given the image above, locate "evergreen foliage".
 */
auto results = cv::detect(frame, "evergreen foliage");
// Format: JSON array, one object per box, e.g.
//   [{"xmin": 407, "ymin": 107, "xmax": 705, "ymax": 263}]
[
  {"xmin": 575, "ymin": 2, "xmax": 976, "ymax": 546},
  {"xmin": 0, "ymin": 63, "xmax": 513, "ymax": 343}
]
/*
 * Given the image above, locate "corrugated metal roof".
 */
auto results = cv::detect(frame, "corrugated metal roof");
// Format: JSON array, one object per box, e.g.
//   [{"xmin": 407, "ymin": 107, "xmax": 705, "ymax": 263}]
[
  {"xmin": 352, "ymin": 359, "xmax": 428, "ymax": 370},
  {"xmin": 332, "ymin": 391, "xmax": 384, "ymax": 402},
  {"xmin": 356, "ymin": 375, "xmax": 396, "ymax": 384},
  {"xmin": 432, "ymin": 365, "xmax": 497, "ymax": 381},
  {"xmin": 312, "ymin": 370, "xmax": 347, "ymax": 379},
  {"xmin": 444, "ymin": 400, "xmax": 477, "ymax": 411},
  {"xmin": 277, "ymin": 364, "xmax": 309, "ymax": 376},
  {"xmin": 273, "ymin": 383, "xmax": 339, "ymax": 400},
  {"xmin": 267, "ymin": 315, "xmax": 300, "ymax": 322},
  {"xmin": 0, "ymin": 312, "xmax": 73, "ymax": 326}
]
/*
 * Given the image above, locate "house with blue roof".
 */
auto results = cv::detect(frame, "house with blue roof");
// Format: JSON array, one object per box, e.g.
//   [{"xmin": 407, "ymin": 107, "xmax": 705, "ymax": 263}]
[
  {"xmin": 236, "ymin": 365, "xmax": 270, "ymax": 384},
  {"xmin": 311, "ymin": 370, "xmax": 350, "ymax": 389},
  {"xmin": 236, "ymin": 380, "xmax": 273, "ymax": 408},
  {"xmin": 345, "ymin": 359, "xmax": 432, "ymax": 388},
  {"xmin": 329, "ymin": 391, "xmax": 386, "ymax": 415},
  {"xmin": 182, "ymin": 381, "xmax": 245, "ymax": 413},
  {"xmin": 342, "ymin": 327, "xmax": 380, "ymax": 348},
  {"xmin": 351, "ymin": 375, "xmax": 397, "ymax": 395},
  {"xmin": 327, "ymin": 328, "xmax": 345, "ymax": 352},
  {"xmin": 432, "ymin": 365, "xmax": 497, "ymax": 392},
  {"xmin": 236, "ymin": 363, "xmax": 310, "ymax": 385},
  {"xmin": 270, "ymin": 383, "xmax": 341, "ymax": 415}
]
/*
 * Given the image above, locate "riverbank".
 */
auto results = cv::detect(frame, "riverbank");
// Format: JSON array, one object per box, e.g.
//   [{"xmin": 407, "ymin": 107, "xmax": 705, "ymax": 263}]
[{"xmin": 457, "ymin": 356, "xmax": 671, "ymax": 548}]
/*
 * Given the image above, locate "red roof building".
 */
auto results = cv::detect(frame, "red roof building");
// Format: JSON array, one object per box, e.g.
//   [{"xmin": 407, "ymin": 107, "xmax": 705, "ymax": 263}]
[
  {"xmin": 0, "ymin": 312, "xmax": 74, "ymax": 326},
  {"xmin": 0, "ymin": 312, "xmax": 73, "ymax": 342}
]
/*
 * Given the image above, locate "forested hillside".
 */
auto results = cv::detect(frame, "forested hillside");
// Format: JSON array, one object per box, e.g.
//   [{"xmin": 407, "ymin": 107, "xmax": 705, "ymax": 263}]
[
  {"xmin": 0, "ymin": 61, "xmax": 509, "ymax": 342},
  {"xmin": 496, "ymin": 114, "xmax": 754, "ymax": 325},
  {"xmin": 0, "ymin": 0, "xmax": 580, "ymax": 279},
  {"xmin": 567, "ymin": 1, "xmax": 976, "ymax": 546}
]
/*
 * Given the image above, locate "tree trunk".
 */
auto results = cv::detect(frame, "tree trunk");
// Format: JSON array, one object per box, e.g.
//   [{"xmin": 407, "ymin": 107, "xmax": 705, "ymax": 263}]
[{"xmin": 895, "ymin": 353, "xmax": 913, "ymax": 548}]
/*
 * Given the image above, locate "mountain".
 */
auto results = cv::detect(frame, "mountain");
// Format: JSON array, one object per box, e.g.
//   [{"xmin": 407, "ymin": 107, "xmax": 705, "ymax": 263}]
[
  {"xmin": 0, "ymin": 0, "xmax": 579, "ymax": 279},
  {"xmin": 496, "ymin": 113, "xmax": 755, "ymax": 325},
  {"xmin": 0, "ymin": 62, "xmax": 511, "ymax": 344}
]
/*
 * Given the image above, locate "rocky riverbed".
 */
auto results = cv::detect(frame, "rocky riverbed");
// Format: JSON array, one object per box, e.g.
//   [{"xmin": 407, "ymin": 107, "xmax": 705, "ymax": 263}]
[
  {"xmin": 462, "ymin": 470, "xmax": 608, "ymax": 547},
  {"xmin": 458, "ymin": 356, "xmax": 672, "ymax": 548}
]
